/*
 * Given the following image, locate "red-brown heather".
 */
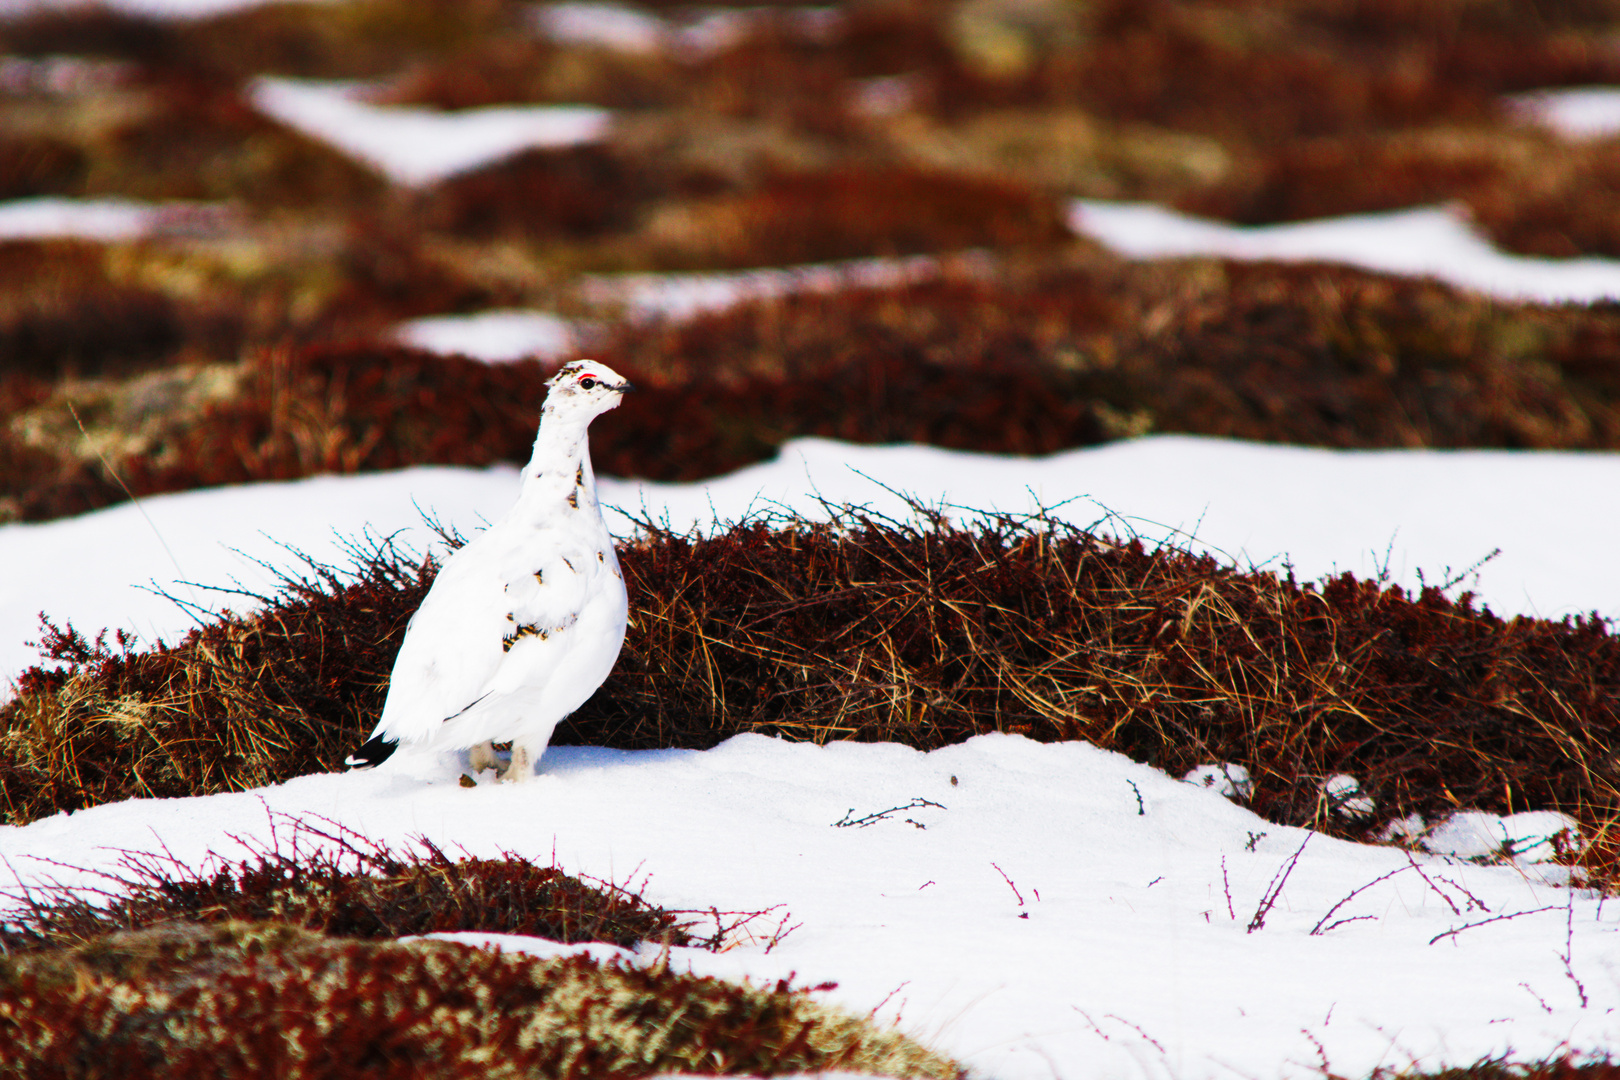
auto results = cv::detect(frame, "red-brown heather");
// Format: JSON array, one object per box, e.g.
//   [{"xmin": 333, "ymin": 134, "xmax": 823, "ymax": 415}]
[
  {"xmin": 8, "ymin": 255, "xmax": 1620, "ymax": 523},
  {"xmin": 0, "ymin": 814, "xmax": 693, "ymax": 955}
]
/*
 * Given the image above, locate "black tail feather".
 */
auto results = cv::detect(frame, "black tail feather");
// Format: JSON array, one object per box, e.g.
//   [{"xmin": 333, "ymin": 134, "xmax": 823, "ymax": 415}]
[{"xmin": 345, "ymin": 735, "xmax": 398, "ymax": 769}]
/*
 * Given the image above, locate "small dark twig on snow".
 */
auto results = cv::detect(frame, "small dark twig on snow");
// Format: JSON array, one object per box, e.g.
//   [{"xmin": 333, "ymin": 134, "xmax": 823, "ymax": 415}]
[
  {"xmin": 991, "ymin": 862, "xmax": 1028, "ymax": 917},
  {"xmin": 1310, "ymin": 865, "xmax": 1410, "ymax": 935},
  {"xmin": 1563, "ymin": 889, "xmax": 1589, "ymax": 1009},
  {"xmin": 1248, "ymin": 834, "xmax": 1313, "ymax": 933},
  {"xmin": 832, "ymin": 798, "xmax": 945, "ymax": 829},
  {"xmin": 1404, "ymin": 852, "xmax": 1461, "ymax": 916},
  {"xmin": 1429, "ymin": 905, "xmax": 1562, "ymax": 945}
]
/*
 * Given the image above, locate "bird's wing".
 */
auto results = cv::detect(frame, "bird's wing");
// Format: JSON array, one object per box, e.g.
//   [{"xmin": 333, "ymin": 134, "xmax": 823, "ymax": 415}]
[
  {"xmin": 366, "ymin": 523, "xmax": 605, "ymax": 747},
  {"xmin": 495, "ymin": 534, "xmax": 594, "ymax": 649}
]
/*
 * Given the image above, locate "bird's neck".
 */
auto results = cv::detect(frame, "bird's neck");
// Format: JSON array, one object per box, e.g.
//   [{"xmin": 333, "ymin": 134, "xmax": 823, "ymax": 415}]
[{"xmin": 516, "ymin": 406, "xmax": 600, "ymax": 515}]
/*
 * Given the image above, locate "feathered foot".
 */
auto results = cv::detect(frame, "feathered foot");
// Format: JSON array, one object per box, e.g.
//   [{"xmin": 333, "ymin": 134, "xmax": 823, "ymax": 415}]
[
  {"xmin": 467, "ymin": 740, "xmax": 501, "ymax": 775},
  {"xmin": 501, "ymin": 739, "xmax": 543, "ymax": 783}
]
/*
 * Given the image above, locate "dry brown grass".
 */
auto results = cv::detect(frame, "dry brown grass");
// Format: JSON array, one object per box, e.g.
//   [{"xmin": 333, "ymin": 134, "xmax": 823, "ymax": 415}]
[
  {"xmin": 0, "ymin": 788, "xmax": 929, "ymax": 1078},
  {"xmin": 585, "ymin": 507, "xmax": 1620, "ymax": 852}
]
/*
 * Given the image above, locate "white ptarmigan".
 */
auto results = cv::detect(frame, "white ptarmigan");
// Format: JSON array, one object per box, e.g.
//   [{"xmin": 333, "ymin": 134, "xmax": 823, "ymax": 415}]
[{"xmin": 346, "ymin": 359, "xmax": 633, "ymax": 782}]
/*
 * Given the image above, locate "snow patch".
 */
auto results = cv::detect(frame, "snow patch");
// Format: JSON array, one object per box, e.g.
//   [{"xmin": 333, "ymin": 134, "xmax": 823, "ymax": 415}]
[
  {"xmin": 0, "ymin": 196, "xmax": 230, "ymax": 241},
  {"xmin": 531, "ymin": 2, "xmax": 669, "ymax": 53},
  {"xmin": 6, "ymin": 437, "xmax": 1620, "ymax": 689},
  {"xmin": 1322, "ymin": 773, "xmax": 1375, "ymax": 819},
  {"xmin": 581, "ymin": 253, "xmax": 978, "ymax": 322},
  {"xmin": 1385, "ymin": 809, "xmax": 1585, "ymax": 865},
  {"xmin": 248, "ymin": 77, "xmax": 610, "ymax": 187},
  {"xmin": 1071, "ymin": 200, "xmax": 1620, "ymax": 305},
  {"xmin": 1511, "ymin": 86, "xmax": 1620, "ymax": 139},
  {"xmin": 0, "ymin": 55, "xmax": 132, "ymax": 94},
  {"xmin": 394, "ymin": 310, "xmax": 578, "ymax": 364}
]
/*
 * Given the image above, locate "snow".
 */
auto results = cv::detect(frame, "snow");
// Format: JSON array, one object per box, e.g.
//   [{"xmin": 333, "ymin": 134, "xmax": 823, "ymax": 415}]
[
  {"xmin": 5, "ymin": 436, "xmax": 1619, "ymax": 691},
  {"xmin": 1512, "ymin": 87, "xmax": 1620, "ymax": 139},
  {"xmin": 1183, "ymin": 764, "xmax": 1253, "ymax": 802},
  {"xmin": 3, "ymin": 732, "xmax": 1616, "ymax": 1080},
  {"xmin": 247, "ymin": 77, "xmax": 611, "ymax": 187},
  {"xmin": 0, "ymin": 0, "xmax": 323, "ymax": 14},
  {"xmin": 529, "ymin": 2, "xmax": 844, "ymax": 59},
  {"xmin": 0, "ymin": 197, "xmax": 151, "ymax": 241},
  {"xmin": 581, "ymin": 253, "xmax": 977, "ymax": 322},
  {"xmin": 1322, "ymin": 774, "xmax": 1376, "ymax": 821},
  {"xmin": 1402, "ymin": 811, "xmax": 1586, "ymax": 865},
  {"xmin": 393, "ymin": 310, "xmax": 577, "ymax": 363},
  {"xmin": 531, "ymin": 2, "xmax": 670, "ymax": 54},
  {"xmin": 1071, "ymin": 200, "xmax": 1620, "ymax": 305}
]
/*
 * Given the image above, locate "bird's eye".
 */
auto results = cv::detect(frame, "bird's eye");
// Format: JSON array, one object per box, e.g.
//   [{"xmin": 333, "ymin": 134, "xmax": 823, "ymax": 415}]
[{"xmin": 579, "ymin": 377, "xmax": 597, "ymax": 390}]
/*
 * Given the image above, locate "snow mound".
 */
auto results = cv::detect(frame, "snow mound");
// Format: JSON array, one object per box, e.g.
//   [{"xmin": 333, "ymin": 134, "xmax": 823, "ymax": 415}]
[
  {"xmin": 1, "ymin": 732, "xmax": 1614, "ymax": 1080},
  {"xmin": 1384, "ymin": 809, "xmax": 1585, "ymax": 865}
]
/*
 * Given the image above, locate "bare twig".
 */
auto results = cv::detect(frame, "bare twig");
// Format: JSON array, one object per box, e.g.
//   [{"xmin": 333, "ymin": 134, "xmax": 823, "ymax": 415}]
[
  {"xmin": 1563, "ymin": 889, "xmax": 1589, "ymax": 1009},
  {"xmin": 1404, "ymin": 852, "xmax": 1461, "ymax": 916},
  {"xmin": 1105, "ymin": 1014, "xmax": 1167, "ymax": 1055},
  {"xmin": 1435, "ymin": 873, "xmax": 1491, "ymax": 913},
  {"xmin": 1249, "ymin": 834, "xmax": 1313, "ymax": 933},
  {"xmin": 1310, "ymin": 865, "xmax": 1410, "ymax": 935},
  {"xmin": 1520, "ymin": 983, "xmax": 1554, "ymax": 1014},
  {"xmin": 991, "ymin": 863, "xmax": 1026, "ymax": 908},
  {"xmin": 1429, "ymin": 906, "xmax": 1562, "ymax": 945},
  {"xmin": 831, "ymin": 798, "xmax": 945, "ymax": 829},
  {"xmin": 1125, "ymin": 779, "xmax": 1144, "ymax": 815}
]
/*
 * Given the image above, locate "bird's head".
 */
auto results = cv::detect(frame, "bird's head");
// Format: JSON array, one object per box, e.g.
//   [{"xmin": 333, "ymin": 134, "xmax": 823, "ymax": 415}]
[{"xmin": 544, "ymin": 360, "xmax": 634, "ymax": 419}]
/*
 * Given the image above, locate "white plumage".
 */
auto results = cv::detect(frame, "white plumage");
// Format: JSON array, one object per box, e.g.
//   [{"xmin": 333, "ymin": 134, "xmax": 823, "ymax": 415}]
[{"xmin": 346, "ymin": 359, "xmax": 633, "ymax": 782}]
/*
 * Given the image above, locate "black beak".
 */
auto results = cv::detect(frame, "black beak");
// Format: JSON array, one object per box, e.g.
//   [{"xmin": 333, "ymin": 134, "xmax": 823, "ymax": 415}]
[{"xmin": 618, "ymin": 381, "xmax": 635, "ymax": 393}]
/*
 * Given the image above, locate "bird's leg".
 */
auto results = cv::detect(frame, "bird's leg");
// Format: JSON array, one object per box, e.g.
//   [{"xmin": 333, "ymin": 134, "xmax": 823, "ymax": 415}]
[
  {"xmin": 501, "ymin": 739, "xmax": 541, "ymax": 783},
  {"xmin": 467, "ymin": 740, "xmax": 501, "ymax": 775}
]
